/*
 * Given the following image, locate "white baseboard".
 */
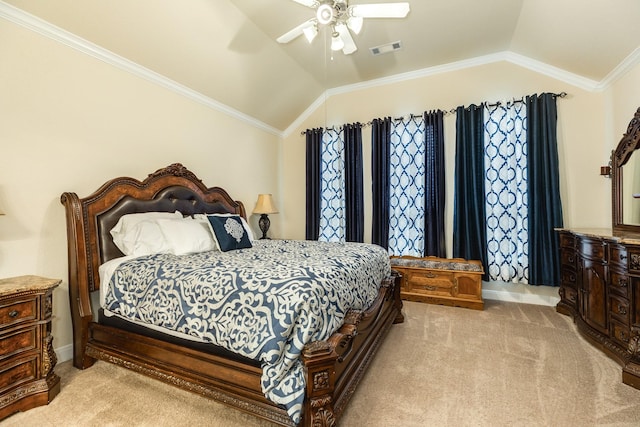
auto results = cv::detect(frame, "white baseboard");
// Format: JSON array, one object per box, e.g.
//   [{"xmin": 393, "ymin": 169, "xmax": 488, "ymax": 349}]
[
  {"xmin": 55, "ymin": 343, "xmax": 74, "ymax": 363},
  {"xmin": 482, "ymin": 281, "xmax": 560, "ymax": 306}
]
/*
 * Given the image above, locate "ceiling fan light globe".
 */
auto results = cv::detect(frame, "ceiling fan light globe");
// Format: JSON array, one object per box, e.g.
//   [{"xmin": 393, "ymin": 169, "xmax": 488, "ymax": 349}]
[
  {"xmin": 317, "ymin": 4, "xmax": 335, "ymax": 25},
  {"xmin": 303, "ymin": 24, "xmax": 318, "ymax": 43},
  {"xmin": 347, "ymin": 16, "xmax": 363, "ymax": 34},
  {"xmin": 331, "ymin": 33, "xmax": 345, "ymax": 51}
]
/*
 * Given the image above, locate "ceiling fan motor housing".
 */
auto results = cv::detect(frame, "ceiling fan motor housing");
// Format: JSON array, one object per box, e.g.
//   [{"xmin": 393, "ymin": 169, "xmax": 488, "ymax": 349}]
[{"xmin": 316, "ymin": 1, "xmax": 348, "ymax": 25}]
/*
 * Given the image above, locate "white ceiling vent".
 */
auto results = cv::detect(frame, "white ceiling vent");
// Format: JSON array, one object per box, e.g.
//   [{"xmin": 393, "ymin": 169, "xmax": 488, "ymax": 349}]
[{"xmin": 369, "ymin": 40, "xmax": 403, "ymax": 56}]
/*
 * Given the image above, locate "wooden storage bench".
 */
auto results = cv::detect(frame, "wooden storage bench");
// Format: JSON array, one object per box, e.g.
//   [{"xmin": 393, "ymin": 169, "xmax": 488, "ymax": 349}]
[{"xmin": 390, "ymin": 256, "xmax": 484, "ymax": 310}]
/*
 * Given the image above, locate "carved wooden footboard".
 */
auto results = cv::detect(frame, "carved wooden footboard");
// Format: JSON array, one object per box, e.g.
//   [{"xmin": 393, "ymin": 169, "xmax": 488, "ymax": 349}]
[{"xmin": 61, "ymin": 163, "xmax": 404, "ymax": 426}]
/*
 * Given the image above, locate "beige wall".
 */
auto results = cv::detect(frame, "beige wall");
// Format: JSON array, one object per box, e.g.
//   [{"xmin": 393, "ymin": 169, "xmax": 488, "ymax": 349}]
[
  {"xmin": 0, "ymin": 19, "xmax": 280, "ymax": 358},
  {"xmin": 281, "ymin": 61, "xmax": 611, "ymax": 251}
]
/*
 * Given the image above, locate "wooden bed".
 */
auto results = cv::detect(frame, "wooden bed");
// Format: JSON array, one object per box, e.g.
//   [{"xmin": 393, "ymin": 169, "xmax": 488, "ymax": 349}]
[{"xmin": 60, "ymin": 163, "xmax": 404, "ymax": 427}]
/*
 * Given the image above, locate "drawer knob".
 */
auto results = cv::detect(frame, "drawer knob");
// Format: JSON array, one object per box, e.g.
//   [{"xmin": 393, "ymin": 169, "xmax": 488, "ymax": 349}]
[
  {"xmin": 425, "ymin": 272, "xmax": 437, "ymax": 278},
  {"xmin": 618, "ymin": 304, "xmax": 627, "ymax": 315},
  {"xmin": 424, "ymin": 285, "xmax": 437, "ymax": 291},
  {"xmin": 8, "ymin": 310, "xmax": 18, "ymax": 318},
  {"xmin": 619, "ymin": 278, "xmax": 628, "ymax": 287}
]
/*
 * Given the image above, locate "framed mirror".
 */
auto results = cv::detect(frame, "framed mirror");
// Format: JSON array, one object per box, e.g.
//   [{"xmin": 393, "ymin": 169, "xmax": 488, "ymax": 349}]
[{"xmin": 612, "ymin": 107, "xmax": 640, "ymax": 237}]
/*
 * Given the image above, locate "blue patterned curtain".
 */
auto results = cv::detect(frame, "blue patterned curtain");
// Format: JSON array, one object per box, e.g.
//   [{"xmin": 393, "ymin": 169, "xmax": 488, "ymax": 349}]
[
  {"xmin": 484, "ymin": 103, "xmax": 529, "ymax": 283},
  {"xmin": 319, "ymin": 128, "xmax": 345, "ymax": 242},
  {"xmin": 388, "ymin": 116, "xmax": 426, "ymax": 256}
]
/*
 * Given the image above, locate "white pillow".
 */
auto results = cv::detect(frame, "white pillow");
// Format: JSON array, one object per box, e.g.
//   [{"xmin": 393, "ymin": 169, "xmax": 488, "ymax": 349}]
[
  {"xmin": 195, "ymin": 213, "xmax": 255, "ymax": 242},
  {"xmin": 156, "ymin": 218, "xmax": 216, "ymax": 255},
  {"xmin": 110, "ymin": 211, "xmax": 182, "ymax": 256},
  {"xmin": 117, "ymin": 219, "xmax": 172, "ymax": 256}
]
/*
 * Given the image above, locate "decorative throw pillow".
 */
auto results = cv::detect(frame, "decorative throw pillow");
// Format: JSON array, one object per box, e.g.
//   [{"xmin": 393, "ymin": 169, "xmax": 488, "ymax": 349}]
[
  {"xmin": 195, "ymin": 213, "xmax": 255, "ymax": 242},
  {"xmin": 206, "ymin": 215, "xmax": 252, "ymax": 252}
]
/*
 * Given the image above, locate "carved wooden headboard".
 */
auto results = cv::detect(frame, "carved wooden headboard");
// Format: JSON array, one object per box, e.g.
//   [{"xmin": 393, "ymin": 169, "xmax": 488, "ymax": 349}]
[{"xmin": 60, "ymin": 163, "xmax": 246, "ymax": 293}]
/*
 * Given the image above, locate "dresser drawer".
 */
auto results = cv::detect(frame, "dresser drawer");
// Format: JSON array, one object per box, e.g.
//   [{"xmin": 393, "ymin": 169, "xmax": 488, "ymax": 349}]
[
  {"xmin": 609, "ymin": 244, "xmax": 628, "ymax": 269},
  {"xmin": 561, "ymin": 251, "xmax": 577, "ymax": 269},
  {"xmin": 0, "ymin": 327, "xmax": 37, "ymax": 362},
  {"xmin": 559, "ymin": 232, "xmax": 575, "ymax": 249},
  {"xmin": 561, "ymin": 267, "xmax": 577, "ymax": 287},
  {"xmin": 578, "ymin": 237, "xmax": 605, "ymax": 260},
  {"xmin": 0, "ymin": 298, "xmax": 36, "ymax": 328},
  {"xmin": 609, "ymin": 295, "xmax": 630, "ymax": 325},
  {"xmin": 609, "ymin": 270, "xmax": 629, "ymax": 298},
  {"xmin": 0, "ymin": 356, "xmax": 38, "ymax": 393},
  {"xmin": 405, "ymin": 270, "xmax": 455, "ymax": 297},
  {"xmin": 610, "ymin": 319, "xmax": 631, "ymax": 348},
  {"xmin": 561, "ymin": 285, "xmax": 578, "ymax": 305}
]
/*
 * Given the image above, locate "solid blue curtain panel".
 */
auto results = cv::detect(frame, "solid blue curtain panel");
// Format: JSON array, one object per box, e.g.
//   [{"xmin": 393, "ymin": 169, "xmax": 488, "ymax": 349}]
[
  {"xmin": 371, "ymin": 118, "xmax": 392, "ymax": 249},
  {"xmin": 526, "ymin": 93, "xmax": 563, "ymax": 286},
  {"xmin": 344, "ymin": 123, "xmax": 364, "ymax": 242},
  {"xmin": 424, "ymin": 110, "xmax": 446, "ymax": 258},
  {"xmin": 453, "ymin": 104, "xmax": 489, "ymax": 281},
  {"xmin": 305, "ymin": 128, "xmax": 322, "ymax": 240}
]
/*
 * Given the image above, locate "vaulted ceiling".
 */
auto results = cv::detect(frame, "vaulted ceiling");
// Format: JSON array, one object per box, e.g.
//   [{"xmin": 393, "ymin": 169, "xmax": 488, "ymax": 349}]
[{"xmin": 3, "ymin": 0, "xmax": 640, "ymax": 132}]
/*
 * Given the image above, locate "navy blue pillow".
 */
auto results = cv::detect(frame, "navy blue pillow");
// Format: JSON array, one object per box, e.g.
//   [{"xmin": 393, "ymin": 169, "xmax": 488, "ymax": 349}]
[{"xmin": 206, "ymin": 215, "xmax": 252, "ymax": 252}]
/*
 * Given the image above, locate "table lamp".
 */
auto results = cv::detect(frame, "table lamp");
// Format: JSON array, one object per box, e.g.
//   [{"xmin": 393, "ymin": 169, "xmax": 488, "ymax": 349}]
[{"xmin": 253, "ymin": 194, "xmax": 278, "ymax": 239}]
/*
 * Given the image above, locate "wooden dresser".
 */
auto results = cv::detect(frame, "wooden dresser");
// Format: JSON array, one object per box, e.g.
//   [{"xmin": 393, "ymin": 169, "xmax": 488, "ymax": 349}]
[
  {"xmin": 556, "ymin": 229, "xmax": 640, "ymax": 389},
  {"xmin": 390, "ymin": 256, "xmax": 484, "ymax": 310},
  {"xmin": 0, "ymin": 275, "xmax": 60, "ymax": 419}
]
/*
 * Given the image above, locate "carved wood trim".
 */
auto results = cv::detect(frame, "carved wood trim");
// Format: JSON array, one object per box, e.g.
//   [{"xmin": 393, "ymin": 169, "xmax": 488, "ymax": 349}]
[{"xmin": 614, "ymin": 107, "xmax": 640, "ymax": 167}]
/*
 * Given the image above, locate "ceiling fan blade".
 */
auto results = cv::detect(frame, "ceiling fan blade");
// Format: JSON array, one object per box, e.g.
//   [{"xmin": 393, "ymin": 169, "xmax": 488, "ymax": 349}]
[
  {"xmin": 290, "ymin": 0, "xmax": 319, "ymax": 8},
  {"xmin": 350, "ymin": 2, "xmax": 410, "ymax": 18},
  {"xmin": 276, "ymin": 19, "xmax": 316, "ymax": 44},
  {"xmin": 335, "ymin": 23, "xmax": 358, "ymax": 55}
]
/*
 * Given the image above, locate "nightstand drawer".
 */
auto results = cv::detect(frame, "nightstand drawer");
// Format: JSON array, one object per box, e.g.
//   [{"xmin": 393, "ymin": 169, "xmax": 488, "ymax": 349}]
[
  {"xmin": 0, "ymin": 299, "xmax": 36, "ymax": 328},
  {"xmin": 0, "ymin": 356, "xmax": 37, "ymax": 393},
  {"xmin": 0, "ymin": 327, "xmax": 36, "ymax": 361}
]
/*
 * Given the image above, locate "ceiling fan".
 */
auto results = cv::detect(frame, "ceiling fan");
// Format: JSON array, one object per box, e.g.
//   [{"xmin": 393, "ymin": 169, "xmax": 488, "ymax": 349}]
[{"xmin": 276, "ymin": 1, "xmax": 410, "ymax": 55}]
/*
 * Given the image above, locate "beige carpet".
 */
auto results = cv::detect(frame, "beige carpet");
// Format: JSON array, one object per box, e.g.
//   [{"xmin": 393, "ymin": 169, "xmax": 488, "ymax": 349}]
[{"xmin": 5, "ymin": 300, "xmax": 640, "ymax": 426}]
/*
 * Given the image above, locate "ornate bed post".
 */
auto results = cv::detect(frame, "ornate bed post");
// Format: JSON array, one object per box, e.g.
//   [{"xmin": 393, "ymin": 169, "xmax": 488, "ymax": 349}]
[
  {"xmin": 60, "ymin": 192, "xmax": 96, "ymax": 369},
  {"xmin": 390, "ymin": 270, "xmax": 404, "ymax": 324},
  {"xmin": 302, "ymin": 341, "xmax": 338, "ymax": 427}
]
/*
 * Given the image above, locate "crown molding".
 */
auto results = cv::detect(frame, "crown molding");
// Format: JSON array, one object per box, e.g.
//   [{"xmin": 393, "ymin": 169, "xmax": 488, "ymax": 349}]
[
  {"xmin": 0, "ymin": 1, "xmax": 281, "ymax": 137},
  {"xmin": 599, "ymin": 46, "xmax": 640, "ymax": 89}
]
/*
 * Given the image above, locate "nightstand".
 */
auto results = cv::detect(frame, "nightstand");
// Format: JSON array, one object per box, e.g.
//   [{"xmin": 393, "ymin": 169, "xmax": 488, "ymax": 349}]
[{"xmin": 0, "ymin": 275, "xmax": 60, "ymax": 419}]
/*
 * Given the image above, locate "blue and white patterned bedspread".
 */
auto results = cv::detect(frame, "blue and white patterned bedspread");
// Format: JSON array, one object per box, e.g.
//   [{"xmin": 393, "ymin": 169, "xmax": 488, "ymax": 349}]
[{"xmin": 103, "ymin": 239, "xmax": 391, "ymax": 423}]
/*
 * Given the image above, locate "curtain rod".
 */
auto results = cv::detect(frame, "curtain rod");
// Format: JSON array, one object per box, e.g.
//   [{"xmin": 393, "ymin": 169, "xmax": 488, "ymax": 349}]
[
  {"xmin": 300, "ymin": 91, "xmax": 567, "ymax": 135},
  {"xmin": 448, "ymin": 91, "xmax": 567, "ymax": 114}
]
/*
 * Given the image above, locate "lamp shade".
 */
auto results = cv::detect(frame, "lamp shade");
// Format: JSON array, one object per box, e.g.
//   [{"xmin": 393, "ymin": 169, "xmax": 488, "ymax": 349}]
[{"xmin": 253, "ymin": 194, "xmax": 278, "ymax": 214}]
